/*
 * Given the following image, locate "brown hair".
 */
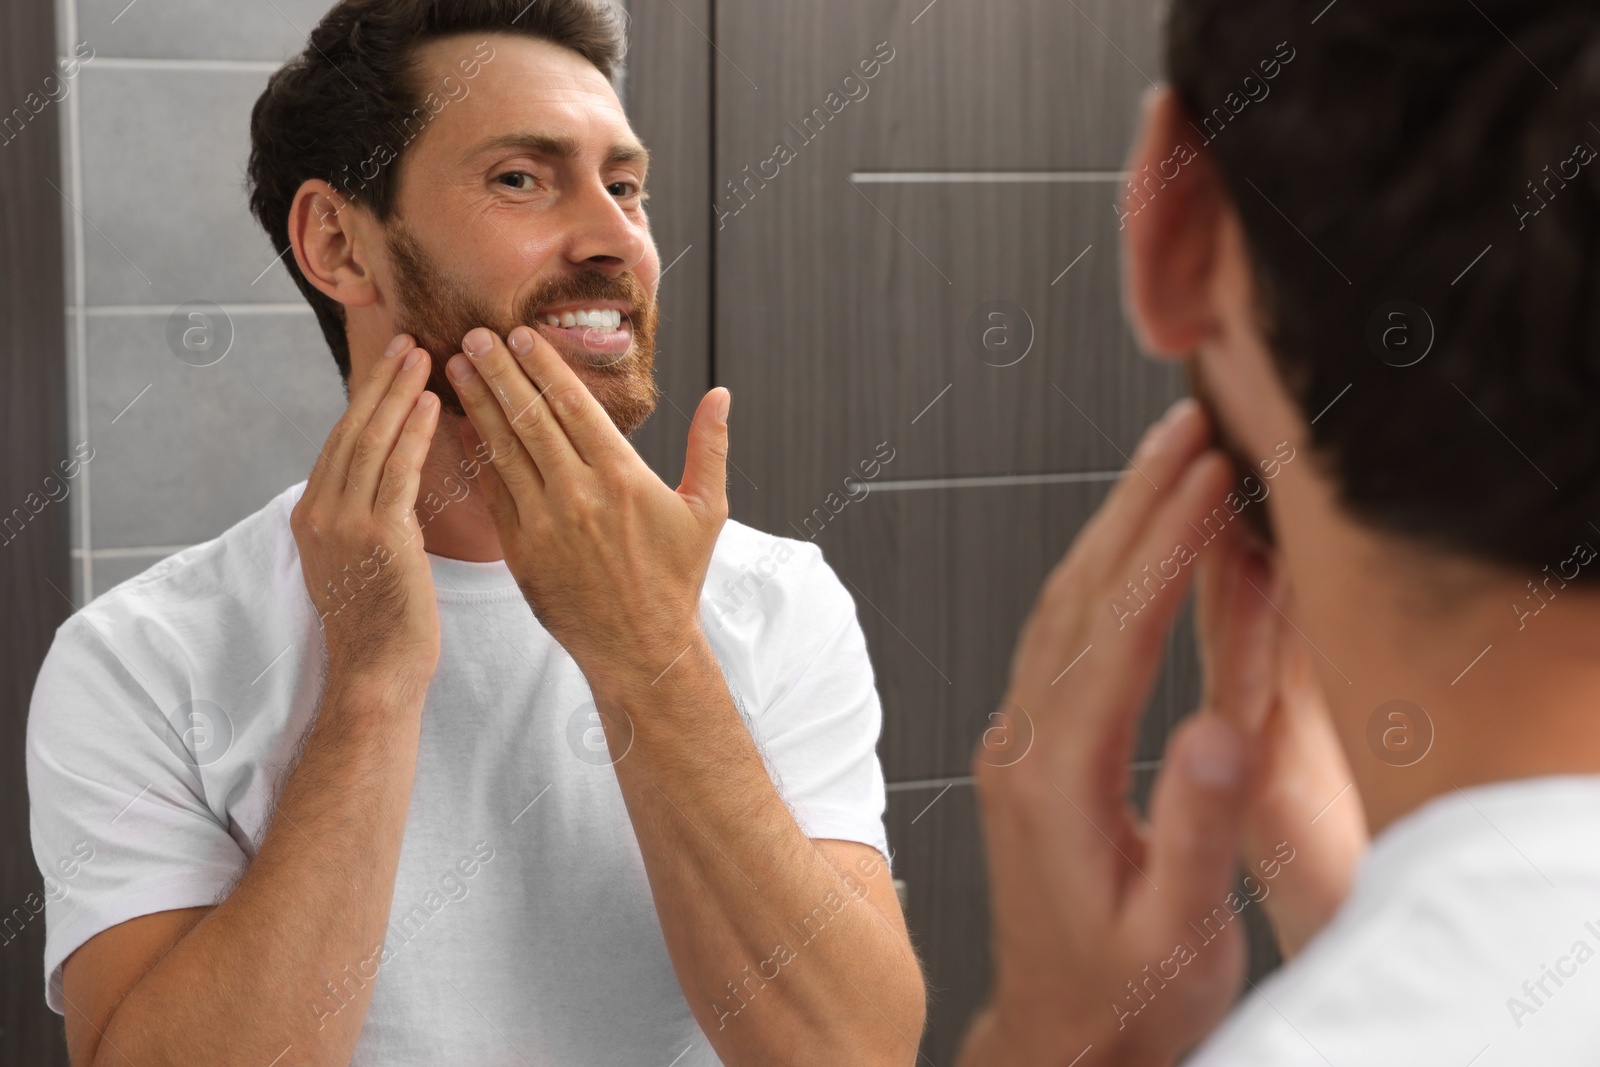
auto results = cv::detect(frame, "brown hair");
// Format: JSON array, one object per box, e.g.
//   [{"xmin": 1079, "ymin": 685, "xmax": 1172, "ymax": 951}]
[
  {"xmin": 245, "ymin": 0, "xmax": 629, "ymax": 379},
  {"xmin": 1167, "ymin": 0, "xmax": 1600, "ymax": 578}
]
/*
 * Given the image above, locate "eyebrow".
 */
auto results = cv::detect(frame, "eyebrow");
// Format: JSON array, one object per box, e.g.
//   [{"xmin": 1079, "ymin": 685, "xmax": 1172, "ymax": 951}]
[{"xmin": 468, "ymin": 132, "xmax": 651, "ymax": 172}]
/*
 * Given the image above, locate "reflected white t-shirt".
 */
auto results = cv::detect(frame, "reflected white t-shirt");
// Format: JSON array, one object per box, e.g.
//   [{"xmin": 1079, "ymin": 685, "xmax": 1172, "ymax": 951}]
[
  {"xmin": 26, "ymin": 480, "xmax": 890, "ymax": 1066},
  {"xmin": 1185, "ymin": 776, "xmax": 1600, "ymax": 1066}
]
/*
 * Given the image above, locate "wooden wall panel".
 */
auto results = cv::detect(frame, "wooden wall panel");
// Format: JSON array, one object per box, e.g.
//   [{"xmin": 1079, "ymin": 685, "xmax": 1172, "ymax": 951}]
[
  {"xmin": 623, "ymin": 0, "xmax": 715, "ymax": 482},
  {"xmin": 808, "ymin": 480, "xmax": 1203, "ymax": 783},
  {"xmin": 1, "ymin": 0, "xmax": 74, "ymax": 1061}
]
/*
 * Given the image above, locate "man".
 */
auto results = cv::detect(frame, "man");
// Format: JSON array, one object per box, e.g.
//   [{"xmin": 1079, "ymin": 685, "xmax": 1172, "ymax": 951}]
[
  {"xmin": 25, "ymin": 2, "xmax": 924, "ymax": 1064},
  {"xmin": 958, "ymin": 1, "xmax": 1600, "ymax": 1065}
]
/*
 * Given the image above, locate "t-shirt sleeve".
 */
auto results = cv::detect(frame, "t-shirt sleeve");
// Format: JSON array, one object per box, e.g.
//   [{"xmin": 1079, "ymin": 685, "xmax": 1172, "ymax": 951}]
[
  {"xmin": 26, "ymin": 612, "xmax": 247, "ymax": 1015},
  {"xmin": 746, "ymin": 541, "xmax": 891, "ymax": 866}
]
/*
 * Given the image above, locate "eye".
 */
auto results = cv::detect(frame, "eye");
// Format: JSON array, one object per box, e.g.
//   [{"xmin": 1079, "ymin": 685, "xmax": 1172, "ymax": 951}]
[
  {"xmin": 496, "ymin": 171, "xmax": 540, "ymax": 191},
  {"xmin": 608, "ymin": 180, "xmax": 644, "ymax": 200}
]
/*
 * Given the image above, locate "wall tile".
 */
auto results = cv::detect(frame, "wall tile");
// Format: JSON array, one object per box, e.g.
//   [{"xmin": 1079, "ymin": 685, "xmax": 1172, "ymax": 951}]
[
  {"xmin": 78, "ymin": 65, "xmax": 302, "ymax": 306},
  {"xmin": 84, "ymin": 309, "xmax": 345, "ymax": 547},
  {"xmin": 74, "ymin": 0, "xmax": 330, "ymax": 62}
]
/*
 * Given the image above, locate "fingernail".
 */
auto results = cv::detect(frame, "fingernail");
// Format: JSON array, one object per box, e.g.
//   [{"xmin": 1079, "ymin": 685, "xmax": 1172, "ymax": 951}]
[
  {"xmin": 448, "ymin": 354, "xmax": 477, "ymax": 383},
  {"xmin": 715, "ymin": 388, "xmax": 731, "ymax": 423},
  {"xmin": 463, "ymin": 328, "xmax": 494, "ymax": 359},
  {"xmin": 402, "ymin": 348, "xmax": 423, "ymax": 370},
  {"xmin": 1188, "ymin": 719, "xmax": 1243, "ymax": 789},
  {"xmin": 509, "ymin": 326, "xmax": 535, "ymax": 356},
  {"xmin": 1137, "ymin": 397, "xmax": 1198, "ymax": 454},
  {"xmin": 385, "ymin": 334, "xmax": 411, "ymax": 358},
  {"xmin": 1161, "ymin": 396, "xmax": 1200, "ymax": 434}
]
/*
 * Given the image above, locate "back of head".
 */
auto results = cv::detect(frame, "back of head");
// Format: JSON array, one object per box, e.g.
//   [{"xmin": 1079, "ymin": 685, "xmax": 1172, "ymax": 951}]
[{"xmin": 1167, "ymin": 0, "xmax": 1600, "ymax": 578}]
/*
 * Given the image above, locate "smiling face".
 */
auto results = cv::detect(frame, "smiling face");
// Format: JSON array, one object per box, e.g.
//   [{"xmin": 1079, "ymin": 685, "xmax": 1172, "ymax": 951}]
[{"xmin": 378, "ymin": 33, "xmax": 661, "ymax": 433}]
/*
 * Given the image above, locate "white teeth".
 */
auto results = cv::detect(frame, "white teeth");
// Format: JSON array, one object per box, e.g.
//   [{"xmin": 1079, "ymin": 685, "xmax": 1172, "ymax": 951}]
[{"xmin": 541, "ymin": 309, "xmax": 624, "ymax": 331}]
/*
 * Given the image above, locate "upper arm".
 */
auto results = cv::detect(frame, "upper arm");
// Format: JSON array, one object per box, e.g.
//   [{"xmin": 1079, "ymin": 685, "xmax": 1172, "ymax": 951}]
[
  {"xmin": 62, "ymin": 906, "xmax": 212, "ymax": 1066},
  {"xmin": 26, "ymin": 616, "xmax": 247, "ymax": 1053},
  {"xmin": 744, "ymin": 542, "xmax": 892, "ymax": 859}
]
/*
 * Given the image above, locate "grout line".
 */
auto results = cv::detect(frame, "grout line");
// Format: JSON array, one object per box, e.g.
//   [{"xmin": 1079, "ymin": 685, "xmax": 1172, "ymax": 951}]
[
  {"xmin": 70, "ymin": 56, "xmax": 286, "ymax": 73},
  {"xmin": 76, "ymin": 304, "xmax": 313, "ymax": 316},
  {"xmin": 64, "ymin": 0, "xmax": 92, "ymax": 606},
  {"xmin": 72, "ymin": 545, "xmax": 193, "ymax": 559},
  {"xmin": 846, "ymin": 470, "xmax": 1123, "ymax": 494},
  {"xmin": 886, "ymin": 776, "xmax": 974, "ymax": 794},
  {"xmin": 885, "ymin": 760, "xmax": 1162, "ymax": 794},
  {"xmin": 851, "ymin": 170, "xmax": 1127, "ymax": 184}
]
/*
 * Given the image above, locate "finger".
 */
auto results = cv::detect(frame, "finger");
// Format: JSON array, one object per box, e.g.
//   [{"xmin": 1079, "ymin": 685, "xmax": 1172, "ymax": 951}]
[
  {"xmin": 1038, "ymin": 453, "xmax": 1235, "ymax": 832},
  {"xmin": 347, "ymin": 348, "xmax": 435, "ymax": 512},
  {"xmin": 459, "ymin": 417, "xmax": 521, "ymax": 536},
  {"xmin": 1136, "ymin": 714, "xmax": 1251, "ymax": 966},
  {"xmin": 446, "ymin": 351, "xmax": 545, "ymax": 514},
  {"xmin": 1196, "ymin": 531, "xmax": 1278, "ymax": 736},
  {"xmin": 678, "ymin": 388, "xmax": 731, "ymax": 524},
  {"xmin": 1025, "ymin": 450, "xmax": 1233, "ymax": 701},
  {"xmin": 308, "ymin": 333, "xmax": 415, "ymax": 497},
  {"xmin": 463, "ymin": 327, "xmax": 581, "ymax": 481},
  {"xmin": 509, "ymin": 325, "xmax": 630, "ymax": 466},
  {"xmin": 1244, "ymin": 625, "xmax": 1366, "ymax": 957},
  {"xmin": 372, "ymin": 389, "xmax": 440, "ymax": 545},
  {"xmin": 1070, "ymin": 397, "xmax": 1211, "ymax": 582}
]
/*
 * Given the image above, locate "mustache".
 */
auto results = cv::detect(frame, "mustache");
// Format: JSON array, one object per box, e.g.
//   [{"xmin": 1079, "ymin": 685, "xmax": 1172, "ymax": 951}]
[{"xmin": 514, "ymin": 270, "xmax": 650, "ymax": 326}]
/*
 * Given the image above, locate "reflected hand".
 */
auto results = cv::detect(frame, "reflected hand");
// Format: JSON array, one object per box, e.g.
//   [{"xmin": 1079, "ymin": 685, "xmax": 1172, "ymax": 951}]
[{"xmin": 958, "ymin": 398, "xmax": 1268, "ymax": 1067}]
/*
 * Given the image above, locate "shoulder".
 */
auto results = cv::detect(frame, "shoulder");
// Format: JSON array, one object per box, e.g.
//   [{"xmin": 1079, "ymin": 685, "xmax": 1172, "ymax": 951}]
[
  {"xmin": 78, "ymin": 481, "xmax": 302, "ymax": 628},
  {"xmin": 32, "ymin": 482, "xmax": 306, "ymax": 717},
  {"xmin": 1187, "ymin": 779, "xmax": 1600, "ymax": 1065},
  {"xmin": 702, "ymin": 520, "xmax": 854, "ymax": 642}
]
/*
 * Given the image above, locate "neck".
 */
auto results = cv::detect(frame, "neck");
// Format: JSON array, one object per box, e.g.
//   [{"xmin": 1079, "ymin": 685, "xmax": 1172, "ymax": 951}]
[
  {"xmin": 411, "ymin": 408, "xmax": 506, "ymax": 563},
  {"xmin": 1281, "ymin": 518, "xmax": 1600, "ymax": 835}
]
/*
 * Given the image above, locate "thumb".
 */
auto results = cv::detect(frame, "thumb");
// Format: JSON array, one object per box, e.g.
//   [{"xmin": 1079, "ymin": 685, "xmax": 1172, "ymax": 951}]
[
  {"xmin": 1141, "ymin": 715, "xmax": 1253, "ymax": 957},
  {"xmin": 678, "ymin": 387, "xmax": 731, "ymax": 520}
]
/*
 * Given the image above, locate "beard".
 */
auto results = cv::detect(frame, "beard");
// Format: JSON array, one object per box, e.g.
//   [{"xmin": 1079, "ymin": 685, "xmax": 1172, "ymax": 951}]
[{"xmin": 385, "ymin": 221, "xmax": 660, "ymax": 437}]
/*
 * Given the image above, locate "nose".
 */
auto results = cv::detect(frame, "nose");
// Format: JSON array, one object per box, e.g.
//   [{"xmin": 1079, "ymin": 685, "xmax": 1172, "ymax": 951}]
[{"xmin": 563, "ymin": 179, "xmax": 649, "ymax": 277}]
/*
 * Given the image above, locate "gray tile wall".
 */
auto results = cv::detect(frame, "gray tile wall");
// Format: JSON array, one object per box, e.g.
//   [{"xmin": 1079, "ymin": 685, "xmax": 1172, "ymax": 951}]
[{"xmin": 55, "ymin": 0, "xmax": 352, "ymax": 605}]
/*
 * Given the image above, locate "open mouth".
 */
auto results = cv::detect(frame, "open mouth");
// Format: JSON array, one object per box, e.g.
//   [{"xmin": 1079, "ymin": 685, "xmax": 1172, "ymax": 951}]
[{"xmin": 534, "ymin": 304, "xmax": 633, "ymax": 367}]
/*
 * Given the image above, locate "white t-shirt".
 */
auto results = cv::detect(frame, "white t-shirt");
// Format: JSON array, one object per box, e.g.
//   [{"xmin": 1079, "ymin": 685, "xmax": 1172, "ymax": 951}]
[
  {"xmin": 26, "ymin": 480, "xmax": 891, "ymax": 1066},
  {"xmin": 1185, "ymin": 775, "xmax": 1600, "ymax": 1065}
]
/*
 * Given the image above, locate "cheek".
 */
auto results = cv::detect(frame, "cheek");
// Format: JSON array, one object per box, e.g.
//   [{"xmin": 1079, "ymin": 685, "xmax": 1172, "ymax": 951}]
[{"xmin": 637, "ymin": 237, "xmax": 662, "ymax": 294}]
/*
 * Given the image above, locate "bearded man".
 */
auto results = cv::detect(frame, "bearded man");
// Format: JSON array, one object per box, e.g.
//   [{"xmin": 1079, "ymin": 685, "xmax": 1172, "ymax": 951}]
[{"xmin": 24, "ymin": 3, "xmax": 925, "ymax": 1065}]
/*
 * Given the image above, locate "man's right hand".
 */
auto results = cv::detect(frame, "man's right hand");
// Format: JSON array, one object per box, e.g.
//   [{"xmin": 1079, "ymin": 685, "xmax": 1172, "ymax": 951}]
[{"xmin": 290, "ymin": 333, "xmax": 443, "ymax": 687}]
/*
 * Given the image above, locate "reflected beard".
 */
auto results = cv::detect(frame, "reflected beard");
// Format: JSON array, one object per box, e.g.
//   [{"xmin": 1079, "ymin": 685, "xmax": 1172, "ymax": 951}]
[
  {"xmin": 386, "ymin": 222, "xmax": 660, "ymax": 436},
  {"xmin": 1185, "ymin": 359, "xmax": 1276, "ymax": 548}
]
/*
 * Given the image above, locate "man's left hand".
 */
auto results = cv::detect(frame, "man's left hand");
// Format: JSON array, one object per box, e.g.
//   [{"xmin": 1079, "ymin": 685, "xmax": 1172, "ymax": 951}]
[{"xmin": 446, "ymin": 325, "xmax": 731, "ymax": 697}]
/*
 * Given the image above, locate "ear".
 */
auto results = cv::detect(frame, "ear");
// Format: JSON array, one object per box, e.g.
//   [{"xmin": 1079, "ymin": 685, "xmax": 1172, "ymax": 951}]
[
  {"xmin": 287, "ymin": 179, "xmax": 379, "ymax": 311},
  {"xmin": 1121, "ymin": 88, "xmax": 1231, "ymax": 359}
]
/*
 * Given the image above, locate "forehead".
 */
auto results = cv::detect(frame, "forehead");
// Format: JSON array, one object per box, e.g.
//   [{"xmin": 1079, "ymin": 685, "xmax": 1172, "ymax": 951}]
[{"xmin": 407, "ymin": 32, "xmax": 636, "ymax": 161}]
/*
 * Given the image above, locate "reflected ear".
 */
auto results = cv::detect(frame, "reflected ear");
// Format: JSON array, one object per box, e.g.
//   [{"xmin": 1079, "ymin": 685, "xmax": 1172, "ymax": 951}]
[
  {"xmin": 1121, "ymin": 88, "xmax": 1231, "ymax": 360},
  {"xmin": 287, "ymin": 179, "xmax": 379, "ymax": 310}
]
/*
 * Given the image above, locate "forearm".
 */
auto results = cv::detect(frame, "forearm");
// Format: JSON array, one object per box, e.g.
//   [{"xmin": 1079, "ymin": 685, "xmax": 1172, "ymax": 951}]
[
  {"xmin": 959, "ymin": 1007, "xmax": 1183, "ymax": 1067},
  {"xmin": 96, "ymin": 669, "xmax": 428, "ymax": 1067},
  {"xmin": 596, "ymin": 635, "xmax": 924, "ymax": 1067}
]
